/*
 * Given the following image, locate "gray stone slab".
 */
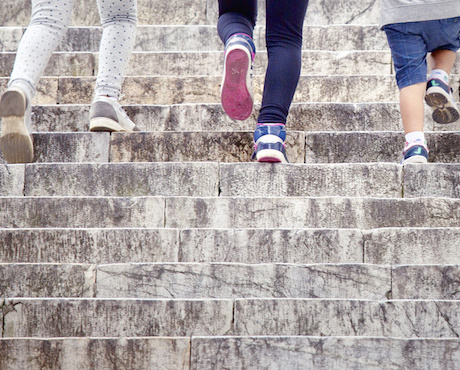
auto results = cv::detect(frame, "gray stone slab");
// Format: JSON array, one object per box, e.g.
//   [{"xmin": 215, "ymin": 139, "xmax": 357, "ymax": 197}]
[
  {"xmin": 0, "ymin": 338, "xmax": 190, "ymax": 370},
  {"xmin": 192, "ymin": 336, "xmax": 460, "ymax": 370},
  {"xmin": 0, "ymin": 132, "xmax": 110, "ymax": 164},
  {"xmin": 166, "ymin": 197, "xmax": 460, "ymax": 229},
  {"xmin": 393, "ymin": 265, "xmax": 460, "ymax": 300},
  {"xmin": 178, "ymin": 229, "xmax": 364, "ymax": 264},
  {"xmin": 0, "ymin": 228, "xmax": 179, "ymax": 264},
  {"xmin": 0, "ymin": 264, "xmax": 95, "ymax": 298},
  {"xmin": 365, "ymin": 228, "xmax": 460, "ymax": 265},
  {"xmin": 0, "ymin": 197, "xmax": 164, "ymax": 228},
  {"xmin": 404, "ymin": 164, "xmax": 460, "ymax": 198},
  {"xmin": 2, "ymin": 298, "xmax": 233, "ymax": 337},
  {"xmin": 24, "ymin": 163, "xmax": 219, "ymax": 197},
  {"xmin": 234, "ymin": 299, "xmax": 460, "ymax": 337},
  {"xmin": 219, "ymin": 163, "xmax": 402, "ymax": 198},
  {"xmin": 109, "ymin": 132, "xmax": 305, "ymax": 163},
  {"xmin": 96, "ymin": 263, "xmax": 390, "ymax": 300},
  {"xmin": 0, "ymin": 165, "xmax": 24, "ymax": 196}
]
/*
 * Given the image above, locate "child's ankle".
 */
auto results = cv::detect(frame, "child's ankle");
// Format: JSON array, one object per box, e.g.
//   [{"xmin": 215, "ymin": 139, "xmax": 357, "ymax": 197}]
[
  {"xmin": 429, "ymin": 69, "xmax": 449, "ymax": 84},
  {"xmin": 405, "ymin": 131, "xmax": 427, "ymax": 148}
]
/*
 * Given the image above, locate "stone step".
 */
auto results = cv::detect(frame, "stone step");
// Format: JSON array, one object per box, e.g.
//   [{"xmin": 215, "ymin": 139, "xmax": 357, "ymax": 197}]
[
  {"xmin": 192, "ymin": 336, "xmax": 460, "ymax": 369},
  {"xmin": 305, "ymin": 131, "xmax": 460, "ymax": 163},
  {"xmin": 2, "ymin": 263, "xmax": 458, "ymax": 300},
  {"xmin": 0, "ymin": 25, "xmax": 388, "ymax": 53},
  {"xmin": 0, "ymin": 338, "xmax": 190, "ymax": 370},
  {"xmin": 2, "ymin": 228, "xmax": 460, "ymax": 265},
  {"xmin": 2, "ymin": 162, "xmax": 402, "ymax": 198},
  {"xmin": 0, "ymin": 51, "xmax": 394, "ymax": 77},
  {"xmin": 20, "ymin": 103, "xmax": 460, "ymax": 133},
  {"xmin": 2, "ymin": 197, "xmax": 460, "ymax": 229},
  {"xmin": 1, "ymin": 75, "xmax": 406, "ymax": 105},
  {"xmin": 2, "ymin": 298, "xmax": 460, "ymax": 338},
  {"xmin": 1, "ymin": 0, "xmax": 380, "ymax": 27}
]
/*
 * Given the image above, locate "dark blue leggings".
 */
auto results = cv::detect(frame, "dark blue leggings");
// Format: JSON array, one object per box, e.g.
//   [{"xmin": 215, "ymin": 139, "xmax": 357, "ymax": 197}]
[{"xmin": 218, "ymin": 0, "xmax": 309, "ymax": 124}]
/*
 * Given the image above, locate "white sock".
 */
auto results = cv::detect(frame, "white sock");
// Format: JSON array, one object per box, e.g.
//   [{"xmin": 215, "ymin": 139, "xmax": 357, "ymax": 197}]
[
  {"xmin": 405, "ymin": 131, "xmax": 425, "ymax": 146},
  {"xmin": 429, "ymin": 69, "xmax": 449, "ymax": 84}
]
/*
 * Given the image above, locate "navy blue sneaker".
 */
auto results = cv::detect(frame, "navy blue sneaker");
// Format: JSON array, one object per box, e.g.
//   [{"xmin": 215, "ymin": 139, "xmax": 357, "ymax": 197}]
[
  {"xmin": 252, "ymin": 124, "xmax": 288, "ymax": 163},
  {"xmin": 425, "ymin": 78, "xmax": 460, "ymax": 124},
  {"xmin": 401, "ymin": 141, "xmax": 428, "ymax": 165}
]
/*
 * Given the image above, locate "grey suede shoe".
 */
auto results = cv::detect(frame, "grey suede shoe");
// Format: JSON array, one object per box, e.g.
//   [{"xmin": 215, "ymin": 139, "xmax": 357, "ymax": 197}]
[
  {"xmin": 89, "ymin": 96, "xmax": 138, "ymax": 132},
  {"xmin": 0, "ymin": 86, "xmax": 34, "ymax": 163}
]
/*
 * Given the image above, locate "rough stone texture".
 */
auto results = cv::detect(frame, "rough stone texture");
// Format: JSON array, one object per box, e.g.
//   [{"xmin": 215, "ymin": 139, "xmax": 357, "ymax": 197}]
[
  {"xmin": 192, "ymin": 337, "xmax": 460, "ymax": 369},
  {"xmin": 0, "ymin": 228, "xmax": 179, "ymax": 264},
  {"xmin": 404, "ymin": 164, "xmax": 460, "ymax": 198},
  {"xmin": 0, "ymin": 338, "xmax": 191, "ymax": 370},
  {"xmin": 96, "ymin": 263, "xmax": 390, "ymax": 300},
  {"xmin": 0, "ymin": 264, "xmax": 95, "ymax": 298},
  {"xmin": 0, "ymin": 165, "xmax": 24, "ymax": 196},
  {"xmin": 219, "ymin": 163, "xmax": 402, "ymax": 198},
  {"xmin": 165, "ymin": 197, "xmax": 460, "ymax": 229},
  {"xmin": 0, "ymin": 197, "xmax": 164, "ymax": 228},
  {"xmin": 234, "ymin": 299, "xmax": 460, "ymax": 337},
  {"xmin": 109, "ymin": 132, "xmax": 305, "ymax": 163},
  {"xmin": 178, "ymin": 229, "xmax": 364, "ymax": 264},
  {"xmin": 24, "ymin": 163, "xmax": 219, "ymax": 197},
  {"xmin": 392, "ymin": 265, "xmax": 460, "ymax": 300},
  {"xmin": 0, "ymin": 133, "xmax": 110, "ymax": 165},
  {"xmin": 2, "ymin": 299, "xmax": 233, "ymax": 337},
  {"xmin": 364, "ymin": 228, "xmax": 460, "ymax": 264}
]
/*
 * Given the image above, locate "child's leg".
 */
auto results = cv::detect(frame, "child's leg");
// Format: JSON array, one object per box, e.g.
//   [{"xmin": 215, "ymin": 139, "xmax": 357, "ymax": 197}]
[
  {"xmin": 429, "ymin": 49, "xmax": 457, "ymax": 75},
  {"xmin": 89, "ymin": 0, "xmax": 138, "ymax": 132},
  {"xmin": 400, "ymin": 82, "xmax": 426, "ymax": 134}
]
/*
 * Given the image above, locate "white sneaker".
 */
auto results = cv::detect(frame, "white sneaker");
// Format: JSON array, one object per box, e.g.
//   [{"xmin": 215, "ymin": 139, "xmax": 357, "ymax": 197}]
[
  {"xmin": 89, "ymin": 96, "xmax": 138, "ymax": 132},
  {"xmin": 0, "ymin": 86, "xmax": 34, "ymax": 163}
]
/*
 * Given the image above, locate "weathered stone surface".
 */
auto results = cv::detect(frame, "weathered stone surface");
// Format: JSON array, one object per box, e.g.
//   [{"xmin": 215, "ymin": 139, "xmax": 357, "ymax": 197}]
[
  {"xmin": 0, "ymin": 165, "xmax": 24, "ymax": 196},
  {"xmin": 219, "ymin": 163, "xmax": 402, "ymax": 198},
  {"xmin": 96, "ymin": 263, "xmax": 390, "ymax": 300},
  {"xmin": 178, "ymin": 229, "xmax": 364, "ymax": 264},
  {"xmin": 0, "ymin": 228, "xmax": 179, "ymax": 264},
  {"xmin": 0, "ymin": 338, "xmax": 191, "ymax": 370},
  {"xmin": 109, "ymin": 131, "xmax": 305, "ymax": 163},
  {"xmin": 393, "ymin": 265, "xmax": 460, "ymax": 300},
  {"xmin": 2, "ymin": 299, "xmax": 233, "ymax": 337},
  {"xmin": 24, "ymin": 163, "xmax": 219, "ymax": 197},
  {"xmin": 403, "ymin": 164, "xmax": 460, "ymax": 198},
  {"xmin": 0, "ymin": 264, "xmax": 95, "ymax": 298},
  {"xmin": 234, "ymin": 299, "xmax": 460, "ymax": 337},
  {"xmin": 1, "ymin": 132, "xmax": 110, "ymax": 164},
  {"xmin": 0, "ymin": 197, "xmax": 164, "ymax": 228},
  {"xmin": 192, "ymin": 337, "xmax": 460, "ymax": 369},
  {"xmin": 166, "ymin": 197, "xmax": 460, "ymax": 229},
  {"xmin": 365, "ymin": 228, "xmax": 460, "ymax": 264}
]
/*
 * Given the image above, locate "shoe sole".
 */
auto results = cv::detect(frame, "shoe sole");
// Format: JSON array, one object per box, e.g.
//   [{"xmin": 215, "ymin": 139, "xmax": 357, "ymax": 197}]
[
  {"xmin": 0, "ymin": 90, "xmax": 34, "ymax": 163},
  {"xmin": 90, "ymin": 117, "xmax": 136, "ymax": 132},
  {"xmin": 425, "ymin": 89, "xmax": 460, "ymax": 124},
  {"xmin": 221, "ymin": 47, "xmax": 253, "ymax": 121},
  {"xmin": 255, "ymin": 149, "xmax": 288, "ymax": 164},
  {"xmin": 401, "ymin": 155, "xmax": 428, "ymax": 165}
]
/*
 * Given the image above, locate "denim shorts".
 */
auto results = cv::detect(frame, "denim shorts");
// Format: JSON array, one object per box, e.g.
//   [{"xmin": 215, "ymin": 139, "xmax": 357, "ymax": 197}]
[{"xmin": 383, "ymin": 17, "xmax": 460, "ymax": 89}]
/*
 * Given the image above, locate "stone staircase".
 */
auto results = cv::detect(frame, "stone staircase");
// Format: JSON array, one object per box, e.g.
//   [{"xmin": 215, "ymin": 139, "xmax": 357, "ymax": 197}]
[{"xmin": 1, "ymin": 0, "xmax": 460, "ymax": 368}]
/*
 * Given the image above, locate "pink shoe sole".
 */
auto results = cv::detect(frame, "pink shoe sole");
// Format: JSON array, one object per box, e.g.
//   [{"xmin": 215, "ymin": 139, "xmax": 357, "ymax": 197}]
[{"xmin": 221, "ymin": 48, "xmax": 253, "ymax": 121}]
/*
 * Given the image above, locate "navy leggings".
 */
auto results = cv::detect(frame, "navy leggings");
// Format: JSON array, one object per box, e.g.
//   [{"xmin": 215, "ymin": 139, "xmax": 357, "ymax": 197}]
[{"xmin": 218, "ymin": 0, "xmax": 309, "ymax": 124}]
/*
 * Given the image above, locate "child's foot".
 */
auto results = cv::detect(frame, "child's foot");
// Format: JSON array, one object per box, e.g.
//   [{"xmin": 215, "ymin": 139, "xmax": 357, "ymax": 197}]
[
  {"xmin": 0, "ymin": 86, "xmax": 34, "ymax": 163},
  {"xmin": 221, "ymin": 33, "xmax": 255, "ymax": 121},
  {"xmin": 401, "ymin": 140, "xmax": 428, "ymax": 165},
  {"xmin": 89, "ymin": 96, "xmax": 138, "ymax": 132},
  {"xmin": 425, "ymin": 78, "xmax": 460, "ymax": 124},
  {"xmin": 252, "ymin": 123, "xmax": 288, "ymax": 163}
]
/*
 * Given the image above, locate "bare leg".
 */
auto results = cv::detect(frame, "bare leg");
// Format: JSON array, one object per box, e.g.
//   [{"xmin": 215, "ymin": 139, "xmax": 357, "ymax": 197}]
[
  {"xmin": 399, "ymin": 82, "xmax": 426, "ymax": 134},
  {"xmin": 428, "ymin": 49, "xmax": 457, "ymax": 74}
]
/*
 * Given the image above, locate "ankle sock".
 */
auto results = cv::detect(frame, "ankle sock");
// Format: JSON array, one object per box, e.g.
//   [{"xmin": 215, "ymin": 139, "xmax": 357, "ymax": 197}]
[
  {"xmin": 429, "ymin": 69, "xmax": 449, "ymax": 84},
  {"xmin": 405, "ymin": 131, "xmax": 426, "ymax": 147}
]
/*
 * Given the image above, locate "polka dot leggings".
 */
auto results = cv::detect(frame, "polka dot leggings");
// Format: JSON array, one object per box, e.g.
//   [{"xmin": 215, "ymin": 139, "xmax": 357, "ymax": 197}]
[{"xmin": 9, "ymin": 0, "xmax": 137, "ymax": 101}]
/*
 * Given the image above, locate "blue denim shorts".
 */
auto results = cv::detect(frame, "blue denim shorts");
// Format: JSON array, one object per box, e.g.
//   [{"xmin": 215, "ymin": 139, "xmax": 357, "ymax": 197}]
[{"xmin": 383, "ymin": 17, "xmax": 460, "ymax": 89}]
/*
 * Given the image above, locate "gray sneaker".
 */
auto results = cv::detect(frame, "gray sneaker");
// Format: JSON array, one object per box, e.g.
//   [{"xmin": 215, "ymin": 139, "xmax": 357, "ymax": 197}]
[
  {"xmin": 89, "ymin": 96, "xmax": 138, "ymax": 132},
  {"xmin": 0, "ymin": 86, "xmax": 34, "ymax": 163}
]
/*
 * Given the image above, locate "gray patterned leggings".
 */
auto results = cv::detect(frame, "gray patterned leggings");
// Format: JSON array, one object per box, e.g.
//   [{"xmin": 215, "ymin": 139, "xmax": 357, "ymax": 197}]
[{"xmin": 9, "ymin": 0, "xmax": 137, "ymax": 101}]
